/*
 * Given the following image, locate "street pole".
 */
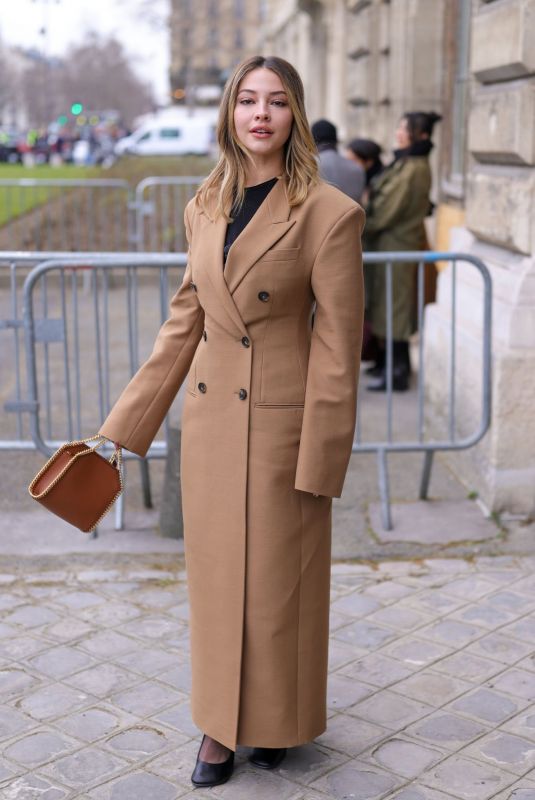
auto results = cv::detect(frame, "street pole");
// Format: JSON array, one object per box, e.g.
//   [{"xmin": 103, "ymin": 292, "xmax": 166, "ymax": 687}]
[{"xmin": 32, "ymin": 0, "xmax": 61, "ymax": 128}]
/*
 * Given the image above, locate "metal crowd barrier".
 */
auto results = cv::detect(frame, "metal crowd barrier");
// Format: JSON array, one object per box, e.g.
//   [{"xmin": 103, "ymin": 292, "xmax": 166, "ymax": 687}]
[
  {"xmin": 0, "ymin": 253, "xmax": 187, "ymax": 532},
  {"xmin": 355, "ymin": 252, "xmax": 492, "ymax": 530},
  {"xmin": 134, "ymin": 176, "xmax": 202, "ymax": 251},
  {"xmin": 0, "ymin": 179, "xmax": 132, "ymax": 251},
  {"xmin": 0, "ymin": 176, "xmax": 203, "ymax": 254},
  {"xmin": 0, "ymin": 250, "xmax": 492, "ymax": 534}
]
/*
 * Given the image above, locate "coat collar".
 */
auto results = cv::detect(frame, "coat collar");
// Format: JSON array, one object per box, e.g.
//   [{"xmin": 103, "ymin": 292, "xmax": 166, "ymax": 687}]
[{"xmin": 197, "ymin": 176, "xmax": 296, "ymax": 337}]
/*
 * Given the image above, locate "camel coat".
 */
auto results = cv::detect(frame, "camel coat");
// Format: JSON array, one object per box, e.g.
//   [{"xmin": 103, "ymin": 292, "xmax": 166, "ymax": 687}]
[{"xmin": 99, "ymin": 176, "xmax": 365, "ymax": 750}]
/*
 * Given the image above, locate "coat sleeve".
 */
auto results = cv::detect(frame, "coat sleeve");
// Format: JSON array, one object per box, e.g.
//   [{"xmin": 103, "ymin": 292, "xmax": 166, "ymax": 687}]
[
  {"xmin": 98, "ymin": 202, "xmax": 205, "ymax": 457},
  {"xmin": 294, "ymin": 205, "xmax": 365, "ymax": 498},
  {"xmin": 364, "ymin": 162, "xmax": 413, "ymax": 235}
]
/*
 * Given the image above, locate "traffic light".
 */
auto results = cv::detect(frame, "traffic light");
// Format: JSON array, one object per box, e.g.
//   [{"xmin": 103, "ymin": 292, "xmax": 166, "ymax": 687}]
[{"xmin": 70, "ymin": 102, "xmax": 83, "ymax": 115}]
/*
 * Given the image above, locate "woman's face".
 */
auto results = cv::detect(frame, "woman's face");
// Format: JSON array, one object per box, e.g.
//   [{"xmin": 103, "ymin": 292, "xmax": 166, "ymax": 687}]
[
  {"xmin": 233, "ymin": 68, "xmax": 294, "ymax": 161},
  {"xmin": 395, "ymin": 117, "xmax": 411, "ymax": 149}
]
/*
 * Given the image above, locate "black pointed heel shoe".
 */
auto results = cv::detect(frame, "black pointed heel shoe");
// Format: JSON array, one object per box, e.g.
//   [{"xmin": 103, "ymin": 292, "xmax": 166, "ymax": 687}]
[
  {"xmin": 191, "ymin": 735, "xmax": 235, "ymax": 788},
  {"xmin": 249, "ymin": 746, "xmax": 287, "ymax": 769}
]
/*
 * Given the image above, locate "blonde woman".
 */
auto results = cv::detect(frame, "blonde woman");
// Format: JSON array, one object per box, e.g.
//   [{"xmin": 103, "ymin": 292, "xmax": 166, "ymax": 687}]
[{"xmin": 99, "ymin": 55, "xmax": 365, "ymax": 788}]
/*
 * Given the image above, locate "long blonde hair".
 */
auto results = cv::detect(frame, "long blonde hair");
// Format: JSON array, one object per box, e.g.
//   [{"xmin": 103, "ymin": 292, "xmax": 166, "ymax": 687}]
[{"xmin": 196, "ymin": 55, "xmax": 319, "ymax": 220}]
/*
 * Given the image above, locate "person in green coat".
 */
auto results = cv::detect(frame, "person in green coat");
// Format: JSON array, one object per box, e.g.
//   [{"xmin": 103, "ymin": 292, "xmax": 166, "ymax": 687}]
[{"xmin": 364, "ymin": 111, "xmax": 441, "ymax": 391}]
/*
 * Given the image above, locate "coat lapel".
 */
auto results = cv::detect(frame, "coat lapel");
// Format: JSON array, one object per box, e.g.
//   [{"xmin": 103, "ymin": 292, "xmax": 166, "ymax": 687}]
[
  {"xmin": 197, "ymin": 209, "xmax": 248, "ymax": 338},
  {"xmin": 224, "ymin": 176, "xmax": 296, "ymax": 295}
]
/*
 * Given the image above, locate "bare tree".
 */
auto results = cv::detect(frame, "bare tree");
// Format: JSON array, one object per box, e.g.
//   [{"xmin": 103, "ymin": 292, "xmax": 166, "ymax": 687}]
[
  {"xmin": 116, "ymin": 0, "xmax": 169, "ymax": 31},
  {"xmin": 57, "ymin": 33, "xmax": 156, "ymax": 127},
  {"xmin": 0, "ymin": 49, "xmax": 18, "ymax": 127}
]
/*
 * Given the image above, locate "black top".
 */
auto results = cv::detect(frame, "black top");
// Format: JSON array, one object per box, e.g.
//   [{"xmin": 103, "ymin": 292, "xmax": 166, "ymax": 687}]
[{"xmin": 223, "ymin": 177, "xmax": 278, "ymax": 266}]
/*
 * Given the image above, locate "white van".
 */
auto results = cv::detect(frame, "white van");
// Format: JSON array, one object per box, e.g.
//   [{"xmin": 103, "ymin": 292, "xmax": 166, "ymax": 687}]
[{"xmin": 115, "ymin": 117, "xmax": 216, "ymax": 157}]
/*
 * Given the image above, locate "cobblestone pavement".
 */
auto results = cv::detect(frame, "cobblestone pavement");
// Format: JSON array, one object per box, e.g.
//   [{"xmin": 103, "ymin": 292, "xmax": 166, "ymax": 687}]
[{"xmin": 1, "ymin": 555, "xmax": 535, "ymax": 799}]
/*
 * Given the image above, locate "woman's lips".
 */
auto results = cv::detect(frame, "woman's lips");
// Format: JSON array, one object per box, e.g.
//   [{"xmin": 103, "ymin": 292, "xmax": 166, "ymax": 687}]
[{"xmin": 250, "ymin": 128, "xmax": 273, "ymax": 138}]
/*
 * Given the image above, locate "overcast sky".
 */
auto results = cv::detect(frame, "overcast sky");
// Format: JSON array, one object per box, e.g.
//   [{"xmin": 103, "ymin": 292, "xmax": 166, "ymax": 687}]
[{"xmin": 0, "ymin": 0, "xmax": 170, "ymax": 103}]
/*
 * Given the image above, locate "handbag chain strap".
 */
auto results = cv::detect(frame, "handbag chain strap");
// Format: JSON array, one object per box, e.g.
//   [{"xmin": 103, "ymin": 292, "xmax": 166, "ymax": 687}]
[{"xmin": 84, "ymin": 434, "xmax": 122, "ymax": 466}]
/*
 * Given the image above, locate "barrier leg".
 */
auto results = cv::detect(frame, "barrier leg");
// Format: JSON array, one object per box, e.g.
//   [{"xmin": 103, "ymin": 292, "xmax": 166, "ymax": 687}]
[
  {"xmin": 377, "ymin": 449, "xmax": 392, "ymax": 531},
  {"xmin": 139, "ymin": 458, "xmax": 153, "ymax": 509},
  {"xmin": 419, "ymin": 450, "xmax": 434, "ymax": 500}
]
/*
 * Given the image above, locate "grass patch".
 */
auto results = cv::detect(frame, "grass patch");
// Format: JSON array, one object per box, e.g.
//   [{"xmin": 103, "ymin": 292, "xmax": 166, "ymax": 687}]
[{"xmin": 105, "ymin": 155, "xmax": 215, "ymax": 185}]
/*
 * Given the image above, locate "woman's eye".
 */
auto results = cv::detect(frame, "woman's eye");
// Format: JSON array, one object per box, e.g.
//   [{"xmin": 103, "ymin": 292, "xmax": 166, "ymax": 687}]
[
  {"xmin": 272, "ymin": 101, "xmax": 287, "ymax": 107},
  {"xmin": 239, "ymin": 98, "xmax": 253, "ymax": 105}
]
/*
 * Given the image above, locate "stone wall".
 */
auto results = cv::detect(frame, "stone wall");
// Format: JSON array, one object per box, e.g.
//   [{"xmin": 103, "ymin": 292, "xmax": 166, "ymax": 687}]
[{"xmin": 425, "ymin": 0, "xmax": 535, "ymax": 518}]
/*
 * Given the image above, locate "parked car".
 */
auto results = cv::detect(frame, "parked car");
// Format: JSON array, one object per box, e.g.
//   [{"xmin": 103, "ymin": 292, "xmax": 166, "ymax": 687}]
[{"xmin": 115, "ymin": 117, "xmax": 216, "ymax": 157}]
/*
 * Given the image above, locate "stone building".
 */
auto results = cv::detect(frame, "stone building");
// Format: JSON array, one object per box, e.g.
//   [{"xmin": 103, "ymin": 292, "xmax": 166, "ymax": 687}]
[
  {"xmin": 169, "ymin": 0, "xmax": 267, "ymax": 102},
  {"xmin": 263, "ymin": 0, "xmax": 535, "ymax": 519}
]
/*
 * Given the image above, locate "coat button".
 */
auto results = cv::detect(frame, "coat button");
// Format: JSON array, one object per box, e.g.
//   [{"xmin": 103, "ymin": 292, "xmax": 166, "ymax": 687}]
[
  {"xmin": 241, "ymin": 336, "xmax": 250, "ymax": 348},
  {"xmin": 198, "ymin": 382, "xmax": 207, "ymax": 393},
  {"xmin": 190, "ymin": 281, "xmax": 197, "ymax": 292},
  {"xmin": 202, "ymin": 330, "xmax": 207, "ymax": 341},
  {"xmin": 258, "ymin": 291, "xmax": 270, "ymax": 302},
  {"xmin": 238, "ymin": 388, "xmax": 247, "ymax": 400}
]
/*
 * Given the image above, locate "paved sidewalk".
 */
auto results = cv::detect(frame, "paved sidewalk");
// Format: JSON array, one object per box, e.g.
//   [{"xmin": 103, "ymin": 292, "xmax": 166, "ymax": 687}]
[{"xmin": 1, "ymin": 554, "xmax": 535, "ymax": 799}]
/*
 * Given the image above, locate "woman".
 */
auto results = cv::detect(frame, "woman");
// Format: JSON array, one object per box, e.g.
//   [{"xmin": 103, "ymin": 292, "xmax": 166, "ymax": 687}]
[
  {"xmin": 364, "ymin": 111, "xmax": 441, "ymax": 391},
  {"xmin": 346, "ymin": 137, "xmax": 384, "ymax": 200},
  {"xmin": 99, "ymin": 55, "xmax": 365, "ymax": 788}
]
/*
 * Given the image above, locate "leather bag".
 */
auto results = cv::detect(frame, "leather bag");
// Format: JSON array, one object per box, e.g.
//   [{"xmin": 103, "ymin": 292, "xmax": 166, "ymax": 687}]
[{"xmin": 28, "ymin": 436, "xmax": 123, "ymax": 533}]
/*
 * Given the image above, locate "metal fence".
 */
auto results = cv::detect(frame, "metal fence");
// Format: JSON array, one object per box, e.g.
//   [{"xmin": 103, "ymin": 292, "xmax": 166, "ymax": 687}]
[
  {"xmin": 1, "ymin": 250, "xmax": 492, "ymax": 534},
  {"xmin": 0, "ymin": 179, "xmax": 132, "ymax": 251},
  {"xmin": 0, "ymin": 177, "xmax": 203, "ymax": 254},
  {"xmin": 353, "ymin": 252, "xmax": 492, "ymax": 530},
  {"xmin": 134, "ymin": 177, "xmax": 202, "ymax": 251},
  {"xmin": 0, "ymin": 252, "xmax": 187, "ymax": 532}
]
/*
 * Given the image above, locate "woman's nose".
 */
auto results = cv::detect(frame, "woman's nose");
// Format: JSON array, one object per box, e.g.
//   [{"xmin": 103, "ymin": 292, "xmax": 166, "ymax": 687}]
[{"xmin": 255, "ymin": 107, "xmax": 270, "ymax": 120}]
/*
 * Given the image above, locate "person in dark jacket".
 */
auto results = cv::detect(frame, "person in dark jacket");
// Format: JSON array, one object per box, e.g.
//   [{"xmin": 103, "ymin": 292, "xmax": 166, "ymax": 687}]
[
  {"xmin": 364, "ymin": 111, "xmax": 441, "ymax": 391},
  {"xmin": 346, "ymin": 137, "xmax": 385, "ymax": 365},
  {"xmin": 311, "ymin": 119, "xmax": 365, "ymax": 203}
]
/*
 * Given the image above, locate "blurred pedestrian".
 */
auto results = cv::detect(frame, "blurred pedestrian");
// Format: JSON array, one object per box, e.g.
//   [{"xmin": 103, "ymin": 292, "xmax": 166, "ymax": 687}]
[
  {"xmin": 311, "ymin": 118, "xmax": 365, "ymax": 202},
  {"xmin": 364, "ymin": 111, "xmax": 441, "ymax": 391},
  {"xmin": 347, "ymin": 137, "xmax": 384, "ymax": 200},
  {"xmin": 346, "ymin": 137, "xmax": 385, "ymax": 363}
]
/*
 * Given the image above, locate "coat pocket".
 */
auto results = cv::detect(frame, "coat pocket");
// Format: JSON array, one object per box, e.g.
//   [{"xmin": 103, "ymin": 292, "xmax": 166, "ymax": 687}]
[
  {"xmin": 254, "ymin": 402, "xmax": 304, "ymax": 409},
  {"xmin": 260, "ymin": 247, "xmax": 300, "ymax": 262}
]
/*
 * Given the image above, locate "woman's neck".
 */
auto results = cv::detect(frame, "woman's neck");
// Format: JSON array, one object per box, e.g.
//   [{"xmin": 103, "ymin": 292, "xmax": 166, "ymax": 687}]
[{"xmin": 244, "ymin": 154, "xmax": 284, "ymax": 187}]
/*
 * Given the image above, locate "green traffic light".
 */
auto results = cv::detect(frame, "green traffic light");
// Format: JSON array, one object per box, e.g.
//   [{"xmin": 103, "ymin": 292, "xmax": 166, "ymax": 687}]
[
  {"xmin": 70, "ymin": 102, "xmax": 83, "ymax": 115},
  {"xmin": 57, "ymin": 115, "xmax": 68, "ymax": 125}
]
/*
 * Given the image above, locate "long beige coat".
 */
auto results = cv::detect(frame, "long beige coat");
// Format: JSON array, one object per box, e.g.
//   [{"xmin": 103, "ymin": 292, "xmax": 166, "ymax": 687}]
[{"xmin": 99, "ymin": 176, "xmax": 365, "ymax": 750}]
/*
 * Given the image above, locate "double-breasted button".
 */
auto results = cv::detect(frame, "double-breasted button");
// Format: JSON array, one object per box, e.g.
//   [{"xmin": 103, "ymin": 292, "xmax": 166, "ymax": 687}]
[
  {"xmin": 198, "ymin": 382, "xmax": 207, "ymax": 393},
  {"xmin": 238, "ymin": 388, "xmax": 247, "ymax": 401},
  {"xmin": 190, "ymin": 281, "xmax": 197, "ymax": 292},
  {"xmin": 258, "ymin": 291, "xmax": 270, "ymax": 302},
  {"xmin": 202, "ymin": 330, "xmax": 207, "ymax": 341},
  {"xmin": 241, "ymin": 336, "xmax": 250, "ymax": 348}
]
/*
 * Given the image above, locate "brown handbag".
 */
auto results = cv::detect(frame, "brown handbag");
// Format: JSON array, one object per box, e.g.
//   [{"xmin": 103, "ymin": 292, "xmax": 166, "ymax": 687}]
[{"xmin": 28, "ymin": 436, "xmax": 123, "ymax": 533}]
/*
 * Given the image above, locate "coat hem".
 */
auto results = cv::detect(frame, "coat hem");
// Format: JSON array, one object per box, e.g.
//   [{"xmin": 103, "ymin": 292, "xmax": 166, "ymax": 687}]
[{"xmin": 191, "ymin": 709, "xmax": 327, "ymax": 751}]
